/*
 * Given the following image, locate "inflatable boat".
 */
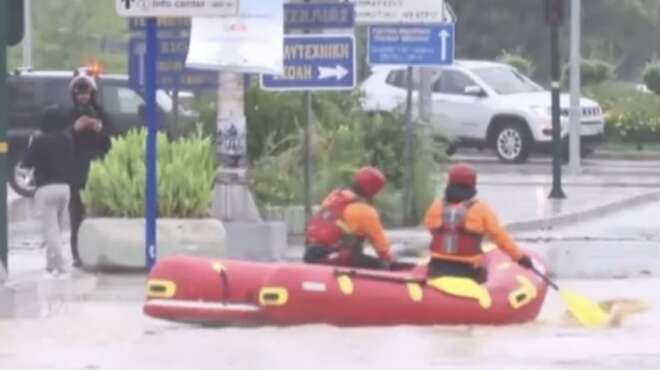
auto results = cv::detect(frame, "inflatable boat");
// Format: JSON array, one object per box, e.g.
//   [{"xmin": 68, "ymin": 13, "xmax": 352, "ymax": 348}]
[{"xmin": 143, "ymin": 246, "xmax": 549, "ymax": 326}]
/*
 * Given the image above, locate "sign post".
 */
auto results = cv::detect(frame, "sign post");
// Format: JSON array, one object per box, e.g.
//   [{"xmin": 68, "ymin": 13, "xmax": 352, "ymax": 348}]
[
  {"xmin": 116, "ymin": 0, "xmax": 235, "ymax": 270},
  {"xmin": 261, "ymin": 33, "xmax": 356, "ymax": 224},
  {"xmin": 264, "ymin": 2, "xmax": 355, "ymax": 222},
  {"xmin": 546, "ymin": 0, "xmax": 566, "ymax": 199},
  {"xmin": 367, "ymin": 22, "xmax": 454, "ymax": 224}
]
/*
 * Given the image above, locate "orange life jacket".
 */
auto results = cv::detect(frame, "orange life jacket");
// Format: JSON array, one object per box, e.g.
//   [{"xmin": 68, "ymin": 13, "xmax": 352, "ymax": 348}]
[
  {"xmin": 305, "ymin": 189, "xmax": 360, "ymax": 249},
  {"xmin": 429, "ymin": 200, "xmax": 483, "ymax": 258}
]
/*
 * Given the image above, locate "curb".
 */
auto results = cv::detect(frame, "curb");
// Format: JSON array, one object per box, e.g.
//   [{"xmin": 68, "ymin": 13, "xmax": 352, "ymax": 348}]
[
  {"xmin": 506, "ymin": 190, "xmax": 660, "ymax": 233},
  {"xmin": 593, "ymin": 150, "xmax": 660, "ymax": 161},
  {"xmin": 0, "ymin": 273, "xmax": 98, "ymax": 320}
]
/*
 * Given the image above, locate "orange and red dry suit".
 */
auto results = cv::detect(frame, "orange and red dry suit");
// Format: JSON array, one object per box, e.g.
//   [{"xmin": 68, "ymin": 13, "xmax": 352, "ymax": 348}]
[
  {"xmin": 424, "ymin": 199, "xmax": 523, "ymax": 267},
  {"xmin": 305, "ymin": 189, "xmax": 393, "ymax": 266}
]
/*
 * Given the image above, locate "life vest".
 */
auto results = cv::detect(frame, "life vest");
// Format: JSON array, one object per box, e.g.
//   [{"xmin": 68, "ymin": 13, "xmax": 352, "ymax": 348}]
[
  {"xmin": 305, "ymin": 189, "xmax": 360, "ymax": 249},
  {"xmin": 430, "ymin": 200, "xmax": 483, "ymax": 258}
]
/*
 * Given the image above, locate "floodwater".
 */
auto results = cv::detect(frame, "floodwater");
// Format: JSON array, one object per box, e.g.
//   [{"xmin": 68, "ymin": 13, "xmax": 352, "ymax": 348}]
[{"xmin": 1, "ymin": 276, "xmax": 658, "ymax": 370}]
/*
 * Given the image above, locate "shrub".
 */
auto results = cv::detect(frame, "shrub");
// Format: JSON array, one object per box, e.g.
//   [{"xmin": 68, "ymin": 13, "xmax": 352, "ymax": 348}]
[
  {"xmin": 497, "ymin": 50, "xmax": 535, "ymax": 77},
  {"xmin": 82, "ymin": 127, "xmax": 216, "ymax": 218},
  {"xmin": 564, "ymin": 59, "xmax": 615, "ymax": 87},
  {"xmin": 249, "ymin": 105, "xmax": 447, "ymax": 227},
  {"xmin": 606, "ymin": 93, "xmax": 660, "ymax": 145},
  {"xmin": 642, "ymin": 62, "xmax": 660, "ymax": 95}
]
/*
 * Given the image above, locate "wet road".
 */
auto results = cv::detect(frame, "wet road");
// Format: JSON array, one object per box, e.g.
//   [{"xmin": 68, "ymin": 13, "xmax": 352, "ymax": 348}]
[{"xmin": 1, "ymin": 275, "xmax": 658, "ymax": 370}]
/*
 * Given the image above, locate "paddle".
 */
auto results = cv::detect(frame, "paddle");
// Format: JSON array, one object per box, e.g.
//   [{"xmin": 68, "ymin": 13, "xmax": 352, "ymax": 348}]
[
  {"xmin": 334, "ymin": 267, "xmax": 426, "ymax": 284},
  {"xmin": 530, "ymin": 266, "xmax": 609, "ymax": 328}
]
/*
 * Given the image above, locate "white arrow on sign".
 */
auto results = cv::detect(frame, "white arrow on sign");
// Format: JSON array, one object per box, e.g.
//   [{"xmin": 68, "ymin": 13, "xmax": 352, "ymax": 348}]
[
  {"xmin": 318, "ymin": 65, "xmax": 349, "ymax": 80},
  {"xmin": 439, "ymin": 29, "xmax": 450, "ymax": 62}
]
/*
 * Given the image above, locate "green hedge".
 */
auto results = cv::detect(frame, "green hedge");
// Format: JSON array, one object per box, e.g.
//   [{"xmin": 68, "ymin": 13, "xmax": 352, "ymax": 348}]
[
  {"xmin": 588, "ymin": 82, "xmax": 660, "ymax": 145},
  {"xmin": 82, "ymin": 127, "xmax": 216, "ymax": 218}
]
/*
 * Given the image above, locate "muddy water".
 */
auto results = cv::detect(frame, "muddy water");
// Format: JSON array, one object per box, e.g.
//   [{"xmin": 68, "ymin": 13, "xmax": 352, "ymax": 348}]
[{"xmin": 1, "ymin": 277, "xmax": 658, "ymax": 370}]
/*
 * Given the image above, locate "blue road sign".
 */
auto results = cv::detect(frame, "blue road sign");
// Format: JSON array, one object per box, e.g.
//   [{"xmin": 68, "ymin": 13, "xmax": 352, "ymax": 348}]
[
  {"xmin": 261, "ymin": 35, "xmax": 356, "ymax": 91},
  {"xmin": 128, "ymin": 37, "xmax": 218, "ymax": 90},
  {"xmin": 284, "ymin": 3, "xmax": 354, "ymax": 29},
  {"xmin": 368, "ymin": 24, "xmax": 455, "ymax": 66}
]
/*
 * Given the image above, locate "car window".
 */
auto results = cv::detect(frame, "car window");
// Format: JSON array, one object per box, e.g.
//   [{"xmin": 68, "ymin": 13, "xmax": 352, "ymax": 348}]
[
  {"xmin": 117, "ymin": 87, "xmax": 144, "ymax": 114},
  {"xmin": 471, "ymin": 66, "xmax": 543, "ymax": 95},
  {"xmin": 42, "ymin": 79, "xmax": 73, "ymax": 108},
  {"xmin": 385, "ymin": 70, "xmax": 420, "ymax": 90},
  {"xmin": 433, "ymin": 70, "xmax": 476, "ymax": 95},
  {"xmin": 8, "ymin": 78, "xmax": 38, "ymax": 112},
  {"xmin": 102, "ymin": 85, "xmax": 144, "ymax": 115}
]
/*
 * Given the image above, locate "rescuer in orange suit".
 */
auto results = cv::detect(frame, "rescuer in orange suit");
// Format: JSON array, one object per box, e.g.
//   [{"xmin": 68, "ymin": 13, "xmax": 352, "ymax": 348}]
[
  {"xmin": 303, "ymin": 166, "xmax": 394, "ymax": 270},
  {"xmin": 423, "ymin": 163, "xmax": 534, "ymax": 283}
]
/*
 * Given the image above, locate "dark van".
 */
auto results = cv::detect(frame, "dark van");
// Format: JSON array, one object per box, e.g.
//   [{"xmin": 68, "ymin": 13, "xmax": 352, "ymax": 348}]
[{"xmin": 7, "ymin": 69, "xmax": 198, "ymax": 196}]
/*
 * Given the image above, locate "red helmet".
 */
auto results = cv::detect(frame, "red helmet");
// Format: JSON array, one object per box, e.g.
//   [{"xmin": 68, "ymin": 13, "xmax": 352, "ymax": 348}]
[
  {"xmin": 353, "ymin": 166, "xmax": 386, "ymax": 199},
  {"xmin": 448, "ymin": 163, "xmax": 477, "ymax": 187}
]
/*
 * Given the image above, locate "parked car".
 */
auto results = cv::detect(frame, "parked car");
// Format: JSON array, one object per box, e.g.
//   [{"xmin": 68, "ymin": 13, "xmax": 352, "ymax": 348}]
[
  {"xmin": 7, "ymin": 68, "xmax": 199, "ymax": 197},
  {"xmin": 359, "ymin": 60, "xmax": 605, "ymax": 163}
]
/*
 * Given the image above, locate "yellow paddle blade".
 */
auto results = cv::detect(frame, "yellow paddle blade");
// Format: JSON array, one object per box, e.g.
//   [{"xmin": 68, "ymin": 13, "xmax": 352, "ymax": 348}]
[{"xmin": 560, "ymin": 290, "xmax": 610, "ymax": 328}]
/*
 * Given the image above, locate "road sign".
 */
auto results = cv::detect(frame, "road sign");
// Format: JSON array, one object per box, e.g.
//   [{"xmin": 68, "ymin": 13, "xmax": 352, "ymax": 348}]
[
  {"xmin": 128, "ymin": 38, "xmax": 219, "ymax": 90},
  {"xmin": 352, "ymin": 0, "xmax": 446, "ymax": 24},
  {"xmin": 284, "ymin": 3, "xmax": 354, "ymax": 29},
  {"xmin": 368, "ymin": 24, "xmax": 455, "ymax": 66},
  {"xmin": 129, "ymin": 17, "xmax": 191, "ymax": 32},
  {"xmin": 116, "ymin": 0, "xmax": 239, "ymax": 18},
  {"xmin": 261, "ymin": 35, "xmax": 355, "ymax": 91}
]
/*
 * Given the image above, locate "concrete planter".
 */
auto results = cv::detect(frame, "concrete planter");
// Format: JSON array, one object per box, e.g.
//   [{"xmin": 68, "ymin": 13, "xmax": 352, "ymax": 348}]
[
  {"xmin": 262, "ymin": 205, "xmax": 319, "ymax": 235},
  {"xmin": 78, "ymin": 218, "xmax": 227, "ymax": 270}
]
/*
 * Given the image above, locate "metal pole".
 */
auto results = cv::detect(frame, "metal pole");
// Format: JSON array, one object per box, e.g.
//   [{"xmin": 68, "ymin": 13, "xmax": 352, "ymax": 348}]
[
  {"xmin": 568, "ymin": 0, "xmax": 582, "ymax": 174},
  {"xmin": 145, "ymin": 18, "xmax": 159, "ymax": 270},
  {"xmin": 303, "ymin": 91, "xmax": 313, "ymax": 224},
  {"xmin": 1, "ymin": 0, "xmax": 9, "ymax": 271},
  {"xmin": 22, "ymin": 0, "xmax": 31, "ymax": 68},
  {"xmin": 403, "ymin": 66, "xmax": 415, "ymax": 223},
  {"xmin": 303, "ymin": 0, "xmax": 313, "ymax": 226},
  {"xmin": 172, "ymin": 87, "xmax": 179, "ymax": 136},
  {"xmin": 549, "ymin": 22, "xmax": 566, "ymax": 199},
  {"xmin": 419, "ymin": 67, "xmax": 433, "ymax": 122}
]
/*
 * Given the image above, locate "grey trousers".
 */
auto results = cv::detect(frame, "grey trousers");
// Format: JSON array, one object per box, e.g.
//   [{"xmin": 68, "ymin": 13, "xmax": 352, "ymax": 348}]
[{"xmin": 35, "ymin": 184, "xmax": 70, "ymax": 273}]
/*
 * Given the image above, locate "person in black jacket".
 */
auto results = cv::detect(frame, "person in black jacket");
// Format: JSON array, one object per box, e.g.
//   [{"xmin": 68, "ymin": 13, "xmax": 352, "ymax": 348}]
[
  {"xmin": 23, "ymin": 108, "xmax": 75, "ymax": 277},
  {"xmin": 65, "ymin": 72, "xmax": 115, "ymax": 267}
]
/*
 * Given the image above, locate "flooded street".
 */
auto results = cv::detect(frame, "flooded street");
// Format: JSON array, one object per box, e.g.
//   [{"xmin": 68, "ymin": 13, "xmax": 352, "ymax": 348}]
[{"xmin": 1, "ymin": 276, "xmax": 658, "ymax": 370}]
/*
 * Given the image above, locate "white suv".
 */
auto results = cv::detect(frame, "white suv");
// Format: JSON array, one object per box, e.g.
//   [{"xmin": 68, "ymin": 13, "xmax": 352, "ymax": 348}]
[{"xmin": 359, "ymin": 60, "xmax": 605, "ymax": 163}]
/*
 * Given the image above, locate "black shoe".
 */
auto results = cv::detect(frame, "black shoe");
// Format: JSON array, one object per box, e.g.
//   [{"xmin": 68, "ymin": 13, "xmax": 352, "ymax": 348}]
[{"xmin": 72, "ymin": 260, "xmax": 83, "ymax": 268}]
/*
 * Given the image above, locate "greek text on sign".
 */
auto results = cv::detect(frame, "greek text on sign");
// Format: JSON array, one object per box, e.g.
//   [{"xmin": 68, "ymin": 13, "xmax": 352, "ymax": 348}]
[
  {"xmin": 116, "ymin": 0, "xmax": 239, "ymax": 17},
  {"xmin": 261, "ymin": 35, "xmax": 356, "ymax": 91},
  {"xmin": 284, "ymin": 3, "xmax": 355, "ymax": 29},
  {"xmin": 368, "ymin": 24, "xmax": 454, "ymax": 66},
  {"xmin": 352, "ymin": 0, "xmax": 446, "ymax": 24},
  {"xmin": 128, "ymin": 38, "xmax": 219, "ymax": 90}
]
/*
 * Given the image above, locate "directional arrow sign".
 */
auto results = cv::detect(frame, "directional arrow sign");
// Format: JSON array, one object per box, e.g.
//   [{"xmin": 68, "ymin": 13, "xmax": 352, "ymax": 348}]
[
  {"xmin": 368, "ymin": 24, "xmax": 455, "ymax": 66},
  {"xmin": 261, "ymin": 35, "xmax": 356, "ymax": 91}
]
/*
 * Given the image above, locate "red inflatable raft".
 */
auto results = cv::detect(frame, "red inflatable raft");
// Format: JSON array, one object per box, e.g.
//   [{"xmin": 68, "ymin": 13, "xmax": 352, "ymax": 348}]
[{"xmin": 143, "ymin": 246, "xmax": 549, "ymax": 326}]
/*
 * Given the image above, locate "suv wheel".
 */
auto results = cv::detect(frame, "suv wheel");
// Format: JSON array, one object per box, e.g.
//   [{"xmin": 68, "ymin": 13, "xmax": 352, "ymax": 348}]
[
  {"xmin": 9, "ymin": 160, "xmax": 37, "ymax": 197},
  {"xmin": 494, "ymin": 123, "xmax": 532, "ymax": 163}
]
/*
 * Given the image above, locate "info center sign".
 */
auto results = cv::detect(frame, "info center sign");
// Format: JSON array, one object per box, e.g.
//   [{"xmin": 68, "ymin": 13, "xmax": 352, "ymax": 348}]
[{"xmin": 116, "ymin": 0, "xmax": 239, "ymax": 17}]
